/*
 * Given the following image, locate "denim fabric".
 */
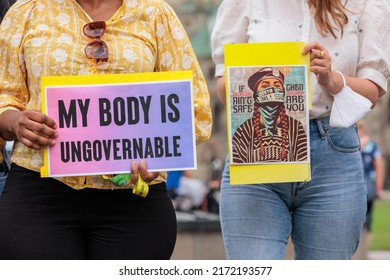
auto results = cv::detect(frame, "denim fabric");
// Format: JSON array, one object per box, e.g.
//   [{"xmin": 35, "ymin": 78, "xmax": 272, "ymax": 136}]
[
  {"xmin": 0, "ymin": 170, "xmax": 5, "ymax": 196},
  {"xmin": 219, "ymin": 117, "xmax": 366, "ymax": 260},
  {"xmin": 0, "ymin": 145, "xmax": 11, "ymax": 197}
]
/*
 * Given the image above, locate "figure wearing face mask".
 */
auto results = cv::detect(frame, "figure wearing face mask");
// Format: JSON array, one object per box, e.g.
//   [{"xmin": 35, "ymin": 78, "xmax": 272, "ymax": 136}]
[{"xmin": 231, "ymin": 67, "xmax": 307, "ymax": 163}]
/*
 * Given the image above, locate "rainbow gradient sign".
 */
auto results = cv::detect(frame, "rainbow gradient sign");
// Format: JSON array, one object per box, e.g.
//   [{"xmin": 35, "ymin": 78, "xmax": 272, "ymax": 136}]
[{"xmin": 40, "ymin": 71, "xmax": 195, "ymax": 177}]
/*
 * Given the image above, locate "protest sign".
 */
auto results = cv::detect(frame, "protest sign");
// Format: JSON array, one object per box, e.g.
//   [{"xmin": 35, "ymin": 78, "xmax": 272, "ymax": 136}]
[
  {"xmin": 40, "ymin": 71, "xmax": 195, "ymax": 177},
  {"xmin": 225, "ymin": 42, "xmax": 311, "ymax": 184}
]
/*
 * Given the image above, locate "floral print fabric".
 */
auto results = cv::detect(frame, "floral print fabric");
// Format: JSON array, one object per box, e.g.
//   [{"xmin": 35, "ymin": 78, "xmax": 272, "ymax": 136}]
[{"xmin": 0, "ymin": 0, "xmax": 212, "ymax": 189}]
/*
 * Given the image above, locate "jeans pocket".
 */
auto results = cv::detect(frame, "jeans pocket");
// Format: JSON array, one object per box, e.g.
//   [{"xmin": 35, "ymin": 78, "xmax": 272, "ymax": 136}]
[{"xmin": 325, "ymin": 125, "xmax": 360, "ymax": 153}]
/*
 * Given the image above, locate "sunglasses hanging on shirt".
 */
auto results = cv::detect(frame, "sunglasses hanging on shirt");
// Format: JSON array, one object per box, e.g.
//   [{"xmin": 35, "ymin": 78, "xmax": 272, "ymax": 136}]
[{"xmin": 83, "ymin": 21, "xmax": 109, "ymax": 62}]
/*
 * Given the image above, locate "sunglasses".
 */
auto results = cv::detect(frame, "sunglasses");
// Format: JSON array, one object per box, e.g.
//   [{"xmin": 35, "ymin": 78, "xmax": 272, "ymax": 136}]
[{"xmin": 83, "ymin": 21, "xmax": 109, "ymax": 62}]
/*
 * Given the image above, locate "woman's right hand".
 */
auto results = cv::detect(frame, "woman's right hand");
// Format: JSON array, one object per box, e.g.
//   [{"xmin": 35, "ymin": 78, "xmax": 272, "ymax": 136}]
[
  {"xmin": 1, "ymin": 109, "xmax": 57, "ymax": 150},
  {"xmin": 130, "ymin": 159, "xmax": 159, "ymax": 185},
  {"xmin": 302, "ymin": 42, "xmax": 344, "ymax": 94}
]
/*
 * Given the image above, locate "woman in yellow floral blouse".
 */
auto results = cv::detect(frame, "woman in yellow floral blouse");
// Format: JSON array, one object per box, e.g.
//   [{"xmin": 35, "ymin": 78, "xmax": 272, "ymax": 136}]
[{"xmin": 0, "ymin": 0, "xmax": 212, "ymax": 259}]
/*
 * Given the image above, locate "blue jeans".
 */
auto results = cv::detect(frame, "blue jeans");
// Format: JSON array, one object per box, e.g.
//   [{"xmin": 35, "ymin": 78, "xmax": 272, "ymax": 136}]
[
  {"xmin": 0, "ymin": 145, "xmax": 10, "ymax": 197},
  {"xmin": 0, "ymin": 170, "xmax": 6, "ymax": 196},
  {"xmin": 220, "ymin": 117, "xmax": 366, "ymax": 260}
]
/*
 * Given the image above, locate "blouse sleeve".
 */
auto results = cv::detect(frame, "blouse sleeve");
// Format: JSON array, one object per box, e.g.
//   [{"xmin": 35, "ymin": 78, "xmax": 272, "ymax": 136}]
[
  {"xmin": 357, "ymin": 0, "xmax": 390, "ymax": 96},
  {"xmin": 0, "ymin": 1, "xmax": 36, "ymax": 115},
  {"xmin": 211, "ymin": 0, "xmax": 250, "ymax": 77},
  {"xmin": 0, "ymin": 1, "xmax": 33, "ymax": 163},
  {"xmin": 154, "ymin": 1, "xmax": 212, "ymax": 145}
]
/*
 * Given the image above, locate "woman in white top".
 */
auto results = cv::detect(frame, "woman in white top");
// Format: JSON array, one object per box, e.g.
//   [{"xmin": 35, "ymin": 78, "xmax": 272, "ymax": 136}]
[{"xmin": 211, "ymin": 0, "xmax": 390, "ymax": 259}]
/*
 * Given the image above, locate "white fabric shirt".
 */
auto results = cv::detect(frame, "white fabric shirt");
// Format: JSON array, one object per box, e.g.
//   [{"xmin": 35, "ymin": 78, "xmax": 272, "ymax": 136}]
[{"xmin": 211, "ymin": 0, "xmax": 390, "ymax": 119}]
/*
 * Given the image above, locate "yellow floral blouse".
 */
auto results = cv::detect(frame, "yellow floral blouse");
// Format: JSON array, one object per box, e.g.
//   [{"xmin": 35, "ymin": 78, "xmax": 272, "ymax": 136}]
[{"xmin": 0, "ymin": 0, "xmax": 212, "ymax": 190}]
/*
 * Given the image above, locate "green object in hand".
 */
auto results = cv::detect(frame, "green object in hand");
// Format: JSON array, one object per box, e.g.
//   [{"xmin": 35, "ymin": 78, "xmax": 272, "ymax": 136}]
[{"xmin": 103, "ymin": 173, "xmax": 131, "ymax": 187}]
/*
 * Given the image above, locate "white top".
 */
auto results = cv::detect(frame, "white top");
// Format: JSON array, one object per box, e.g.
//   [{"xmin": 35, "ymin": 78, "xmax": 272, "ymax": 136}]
[{"xmin": 211, "ymin": 0, "xmax": 390, "ymax": 119}]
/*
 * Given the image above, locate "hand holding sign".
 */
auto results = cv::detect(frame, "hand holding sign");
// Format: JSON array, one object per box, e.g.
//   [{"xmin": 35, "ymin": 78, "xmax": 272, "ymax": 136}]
[
  {"xmin": 2, "ymin": 109, "xmax": 57, "ymax": 150},
  {"xmin": 102, "ymin": 159, "xmax": 155, "ymax": 197},
  {"xmin": 130, "ymin": 160, "xmax": 159, "ymax": 184}
]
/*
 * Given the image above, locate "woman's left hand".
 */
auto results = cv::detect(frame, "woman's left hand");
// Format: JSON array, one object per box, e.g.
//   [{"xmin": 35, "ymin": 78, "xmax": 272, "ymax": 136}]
[
  {"xmin": 302, "ymin": 42, "xmax": 343, "ymax": 94},
  {"xmin": 130, "ymin": 159, "xmax": 159, "ymax": 185}
]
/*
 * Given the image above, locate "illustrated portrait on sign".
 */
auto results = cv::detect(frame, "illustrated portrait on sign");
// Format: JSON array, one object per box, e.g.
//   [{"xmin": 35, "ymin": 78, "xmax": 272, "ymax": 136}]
[{"xmin": 231, "ymin": 67, "xmax": 308, "ymax": 164}]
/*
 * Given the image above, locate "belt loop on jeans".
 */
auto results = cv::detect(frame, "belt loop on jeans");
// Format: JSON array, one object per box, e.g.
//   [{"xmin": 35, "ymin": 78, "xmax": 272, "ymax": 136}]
[{"xmin": 315, "ymin": 118, "xmax": 326, "ymax": 139}]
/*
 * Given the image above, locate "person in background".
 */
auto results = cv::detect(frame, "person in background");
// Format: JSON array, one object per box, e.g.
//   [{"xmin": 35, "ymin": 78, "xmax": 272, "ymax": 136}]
[
  {"xmin": 357, "ymin": 121, "xmax": 385, "ymax": 237},
  {"xmin": 203, "ymin": 156, "xmax": 223, "ymax": 214},
  {"xmin": 166, "ymin": 170, "xmax": 184, "ymax": 199},
  {"xmin": 174, "ymin": 170, "xmax": 208, "ymax": 212},
  {"xmin": 0, "ymin": 0, "xmax": 212, "ymax": 260},
  {"xmin": 211, "ymin": 0, "xmax": 390, "ymax": 259},
  {"xmin": 0, "ymin": 0, "xmax": 16, "ymax": 196}
]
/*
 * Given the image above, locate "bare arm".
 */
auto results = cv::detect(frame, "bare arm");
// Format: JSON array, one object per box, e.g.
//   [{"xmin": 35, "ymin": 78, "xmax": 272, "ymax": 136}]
[{"xmin": 216, "ymin": 76, "xmax": 227, "ymax": 103}]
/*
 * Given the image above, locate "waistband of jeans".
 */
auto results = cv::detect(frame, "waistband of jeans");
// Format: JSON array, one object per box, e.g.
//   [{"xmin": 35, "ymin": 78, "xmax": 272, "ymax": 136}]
[
  {"xmin": 310, "ymin": 116, "xmax": 330, "ymax": 126},
  {"xmin": 309, "ymin": 116, "xmax": 330, "ymax": 137},
  {"xmin": 310, "ymin": 116, "xmax": 329, "ymax": 123}
]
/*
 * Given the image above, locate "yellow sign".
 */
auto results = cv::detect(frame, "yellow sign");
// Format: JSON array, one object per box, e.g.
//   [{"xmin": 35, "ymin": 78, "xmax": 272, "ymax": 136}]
[{"xmin": 225, "ymin": 42, "xmax": 311, "ymax": 184}]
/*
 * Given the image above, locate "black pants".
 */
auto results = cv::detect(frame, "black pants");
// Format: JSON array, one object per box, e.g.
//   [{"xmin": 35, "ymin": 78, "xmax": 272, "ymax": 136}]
[
  {"xmin": 0, "ymin": 164, "xmax": 177, "ymax": 260},
  {"xmin": 365, "ymin": 199, "xmax": 374, "ymax": 232}
]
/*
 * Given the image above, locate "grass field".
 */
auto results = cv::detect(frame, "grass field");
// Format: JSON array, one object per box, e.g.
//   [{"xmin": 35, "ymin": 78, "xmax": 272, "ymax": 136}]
[{"xmin": 370, "ymin": 200, "xmax": 390, "ymax": 250}]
